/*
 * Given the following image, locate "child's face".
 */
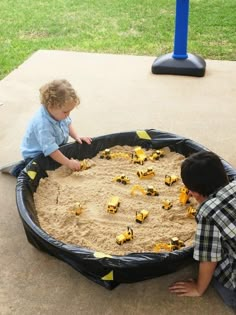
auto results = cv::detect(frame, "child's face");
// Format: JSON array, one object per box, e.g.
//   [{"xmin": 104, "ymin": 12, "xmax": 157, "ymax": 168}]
[
  {"xmin": 48, "ymin": 101, "xmax": 76, "ymax": 121},
  {"xmin": 189, "ymin": 190, "xmax": 207, "ymax": 204}
]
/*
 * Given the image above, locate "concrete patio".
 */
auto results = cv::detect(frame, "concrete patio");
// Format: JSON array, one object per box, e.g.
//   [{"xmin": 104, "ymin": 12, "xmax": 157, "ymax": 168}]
[{"xmin": 0, "ymin": 50, "xmax": 235, "ymax": 315}]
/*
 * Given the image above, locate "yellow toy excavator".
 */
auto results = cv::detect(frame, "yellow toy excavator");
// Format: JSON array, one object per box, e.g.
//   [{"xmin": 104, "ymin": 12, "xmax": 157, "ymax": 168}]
[
  {"xmin": 153, "ymin": 237, "xmax": 185, "ymax": 252},
  {"xmin": 130, "ymin": 185, "xmax": 159, "ymax": 196}
]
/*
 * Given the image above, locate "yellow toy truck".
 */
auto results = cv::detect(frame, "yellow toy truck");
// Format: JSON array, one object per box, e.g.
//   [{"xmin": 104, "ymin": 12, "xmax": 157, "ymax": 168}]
[
  {"xmin": 107, "ymin": 196, "xmax": 120, "ymax": 214},
  {"xmin": 116, "ymin": 226, "xmax": 134, "ymax": 245},
  {"xmin": 146, "ymin": 185, "xmax": 159, "ymax": 196},
  {"xmin": 136, "ymin": 209, "xmax": 149, "ymax": 223},
  {"xmin": 179, "ymin": 186, "xmax": 190, "ymax": 205},
  {"xmin": 162, "ymin": 199, "xmax": 173, "ymax": 210},
  {"xmin": 165, "ymin": 174, "xmax": 179, "ymax": 186},
  {"xmin": 149, "ymin": 149, "xmax": 165, "ymax": 161},
  {"xmin": 113, "ymin": 174, "xmax": 130, "ymax": 185},
  {"xmin": 137, "ymin": 167, "xmax": 155, "ymax": 179},
  {"xmin": 131, "ymin": 146, "xmax": 147, "ymax": 165}
]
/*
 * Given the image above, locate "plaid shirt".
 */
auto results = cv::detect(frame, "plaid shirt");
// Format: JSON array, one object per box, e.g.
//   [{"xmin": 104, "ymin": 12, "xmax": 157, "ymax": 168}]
[{"xmin": 193, "ymin": 181, "xmax": 236, "ymax": 291}]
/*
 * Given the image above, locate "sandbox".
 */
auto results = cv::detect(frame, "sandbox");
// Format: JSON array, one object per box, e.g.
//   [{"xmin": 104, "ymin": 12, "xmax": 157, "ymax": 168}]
[{"xmin": 16, "ymin": 129, "xmax": 236, "ymax": 289}]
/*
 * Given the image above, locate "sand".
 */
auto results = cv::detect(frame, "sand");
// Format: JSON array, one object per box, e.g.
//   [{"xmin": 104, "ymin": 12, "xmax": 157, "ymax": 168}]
[{"xmin": 34, "ymin": 145, "xmax": 197, "ymax": 256}]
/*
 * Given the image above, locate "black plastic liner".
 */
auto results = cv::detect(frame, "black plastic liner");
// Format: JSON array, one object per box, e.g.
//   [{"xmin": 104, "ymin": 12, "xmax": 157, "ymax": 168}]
[{"xmin": 16, "ymin": 129, "xmax": 236, "ymax": 289}]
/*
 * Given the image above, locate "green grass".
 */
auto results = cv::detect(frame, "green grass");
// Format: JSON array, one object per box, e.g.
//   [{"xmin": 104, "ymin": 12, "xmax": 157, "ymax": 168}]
[{"xmin": 0, "ymin": 0, "xmax": 235, "ymax": 79}]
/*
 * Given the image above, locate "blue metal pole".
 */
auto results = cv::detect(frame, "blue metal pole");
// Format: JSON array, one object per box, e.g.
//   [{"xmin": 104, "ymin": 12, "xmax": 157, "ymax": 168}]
[{"xmin": 172, "ymin": 0, "xmax": 189, "ymax": 59}]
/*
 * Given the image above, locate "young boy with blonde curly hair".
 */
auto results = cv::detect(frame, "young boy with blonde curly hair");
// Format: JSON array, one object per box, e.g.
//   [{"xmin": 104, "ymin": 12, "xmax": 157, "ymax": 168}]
[{"xmin": 10, "ymin": 79, "xmax": 91, "ymax": 176}]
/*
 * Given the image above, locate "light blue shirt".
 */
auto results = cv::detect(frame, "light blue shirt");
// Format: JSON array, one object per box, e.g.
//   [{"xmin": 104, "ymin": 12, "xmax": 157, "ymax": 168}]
[{"xmin": 21, "ymin": 105, "xmax": 71, "ymax": 159}]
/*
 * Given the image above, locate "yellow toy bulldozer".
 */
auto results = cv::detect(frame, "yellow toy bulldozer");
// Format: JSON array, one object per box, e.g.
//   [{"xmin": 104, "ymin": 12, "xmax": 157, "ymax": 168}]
[
  {"xmin": 137, "ymin": 167, "xmax": 155, "ymax": 179},
  {"xmin": 149, "ymin": 149, "xmax": 165, "ymax": 161},
  {"xmin": 165, "ymin": 174, "xmax": 179, "ymax": 186},
  {"xmin": 116, "ymin": 226, "xmax": 134, "ymax": 245}
]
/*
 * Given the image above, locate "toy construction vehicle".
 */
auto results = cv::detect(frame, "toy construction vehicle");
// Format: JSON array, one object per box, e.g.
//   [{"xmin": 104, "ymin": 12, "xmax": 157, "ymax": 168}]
[
  {"xmin": 69, "ymin": 202, "xmax": 83, "ymax": 216},
  {"xmin": 136, "ymin": 209, "xmax": 149, "ymax": 223},
  {"xmin": 131, "ymin": 184, "xmax": 159, "ymax": 196},
  {"xmin": 100, "ymin": 148, "xmax": 112, "ymax": 160},
  {"xmin": 80, "ymin": 159, "xmax": 95, "ymax": 171},
  {"xmin": 153, "ymin": 237, "xmax": 185, "ymax": 252},
  {"xmin": 137, "ymin": 167, "xmax": 155, "ymax": 179},
  {"xmin": 165, "ymin": 175, "xmax": 179, "ymax": 186},
  {"xmin": 162, "ymin": 199, "xmax": 173, "ymax": 210},
  {"xmin": 107, "ymin": 196, "xmax": 120, "ymax": 214},
  {"xmin": 116, "ymin": 226, "xmax": 134, "ymax": 245},
  {"xmin": 187, "ymin": 206, "xmax": 197, "ymax": 218},
  {"xmin": 113, "ymin": 174, "xmax": 130, "ymax": 185},
  {"xmin": 131, "ymin": 146, "xmax": 147, "ymax": 165},
  {"xmin": 149, "ymin": 149, "xmax": 165, "ymax": 161},
  {"xmin": 100, "ymin": 148, "xmax": 131, "ymax": 160},
  {"xmin": 179, "ymin": 186, "xmax": 190, "ymax": 205}
]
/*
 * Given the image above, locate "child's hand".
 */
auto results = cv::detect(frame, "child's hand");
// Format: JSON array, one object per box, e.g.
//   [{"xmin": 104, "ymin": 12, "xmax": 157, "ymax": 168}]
[
  {"xmin": 169, "ymin": 279, "xmax": 201, "ymax": 297},
  {"xmin": 67, "ymin": 159, "xmax": 81, "ymax": 172},
  {"xmin": 76, "ymin": 136, "xmax": 92, "ymax": 145}
]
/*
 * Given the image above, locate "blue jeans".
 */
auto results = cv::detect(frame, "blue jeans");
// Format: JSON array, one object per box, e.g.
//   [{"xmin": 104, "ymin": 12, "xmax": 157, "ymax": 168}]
[
  {"xmin": 11, "ymin": 158, "xmax": 32, "ymax": 177},
  {"xmin": 212, "ymin": 278, "xmax": 236, "ymax": 309}
]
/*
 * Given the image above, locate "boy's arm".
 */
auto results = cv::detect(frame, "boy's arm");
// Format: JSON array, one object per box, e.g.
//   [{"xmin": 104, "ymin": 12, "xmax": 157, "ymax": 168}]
[
  {"xmin": 169, "ymin": 261, "xmax": 217, "ymax": 297},
  {"xmin": 68, "ymin": 123, "xmax": 92, "ymax": 144},
  {"xmin": 50, "ymin": 149, "xmax": 81, "ymax": 171}
]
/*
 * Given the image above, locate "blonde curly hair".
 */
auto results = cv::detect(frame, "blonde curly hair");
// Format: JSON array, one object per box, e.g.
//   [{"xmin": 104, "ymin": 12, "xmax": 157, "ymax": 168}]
[{"xmin": 39, "ymin": 79, "xmax": 80, "ymax": 109}]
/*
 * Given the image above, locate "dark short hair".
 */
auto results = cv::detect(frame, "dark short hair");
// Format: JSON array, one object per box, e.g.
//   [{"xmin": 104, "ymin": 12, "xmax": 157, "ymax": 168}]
[{"xmin": 181, "ymin": 151, "xmax": 229, "ymax": 197}]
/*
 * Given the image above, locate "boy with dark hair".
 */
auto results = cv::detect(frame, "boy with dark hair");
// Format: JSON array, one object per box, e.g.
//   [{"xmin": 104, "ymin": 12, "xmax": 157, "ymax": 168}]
[{"xmin": 169, "ymin": 151, "xmax": 236, "ymax": 309}]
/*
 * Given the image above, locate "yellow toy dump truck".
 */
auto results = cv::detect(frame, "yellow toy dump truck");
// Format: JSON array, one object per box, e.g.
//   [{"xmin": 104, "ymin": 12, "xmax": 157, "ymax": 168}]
[
  {"xmin": 149, "ymin": 149, "xmax": 165, "ymax": 161},
  {"xmin": 165, "ymin": 174, "xmax": 179, "ymax": 186},
  {"xmin": 136, "ymin": 209, "xmax": 149, "ymax": 223},
  {"xmin": 107, "ymin": 196, "xmax": 120, "ymax": 214},
  {"xmin": 187, "ymin": 206, "xmax": 197, "ymax": 218},
  {"xmin": 162, "ymin": 199, "xmax": 173, "ymax": 210},
  {"xmin": 113, "ymin": 174, "xmax": 130, "ymax": 185},
  {"xmin": 153, "ymin": 237, "xmax": 185, "ymax": 252},
  {"xmin": 130, "ymin": 184, "xmax": 159, "ymax": 196},
  {"xmin": 137, "ymin": 167, "xmax": 155, "ymax": 179},
  {"xmin": 116, "ymin": 226, "xmax": 134, "ymax": 245},
  {"xmin": 179, "ymin": 186, "xmax": 190, "ymax": 205},
  {"xmin": 131, "ymin": 146, "xmax": 147, "ymax": 165}
]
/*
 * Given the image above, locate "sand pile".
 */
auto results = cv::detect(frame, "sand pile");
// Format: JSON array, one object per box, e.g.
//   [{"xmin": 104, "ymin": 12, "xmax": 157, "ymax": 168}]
[{"xmin": 34, "ymin": 145, "xmax": 197, "ymax": 256}]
